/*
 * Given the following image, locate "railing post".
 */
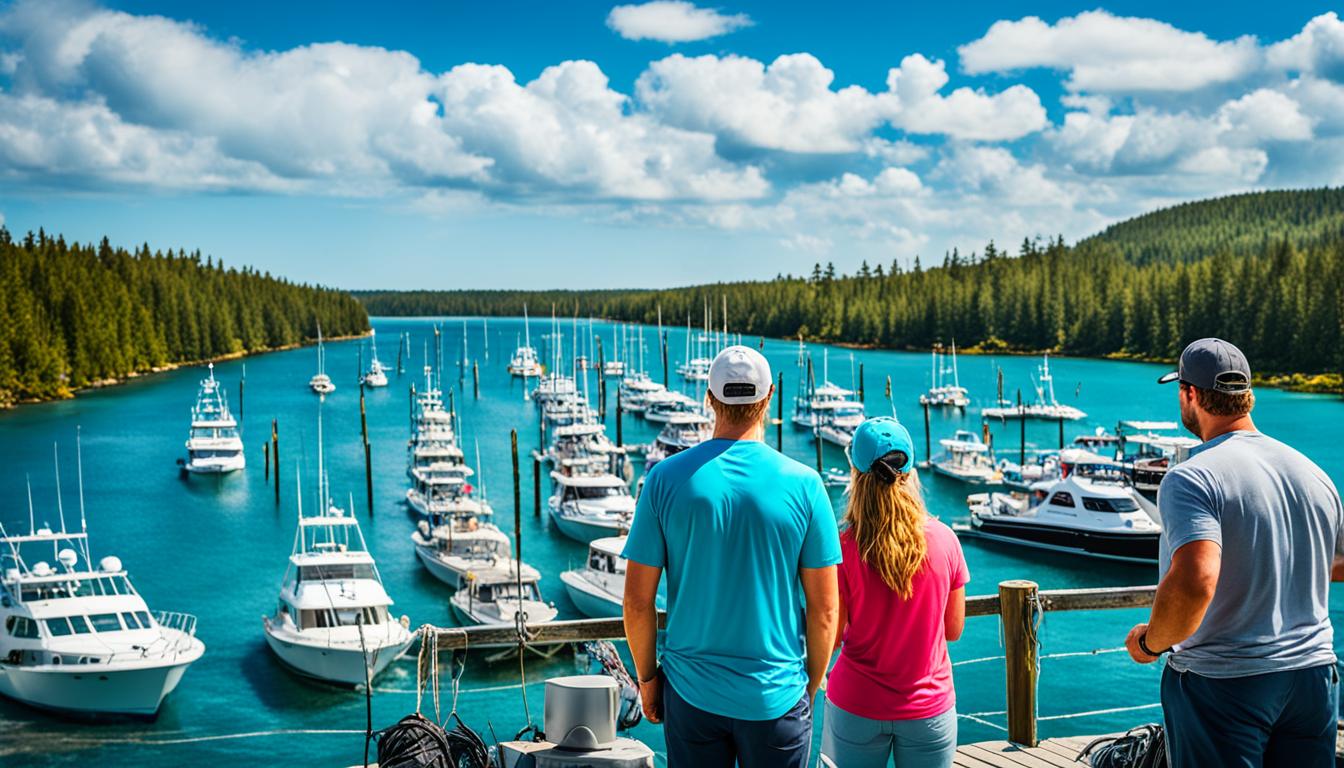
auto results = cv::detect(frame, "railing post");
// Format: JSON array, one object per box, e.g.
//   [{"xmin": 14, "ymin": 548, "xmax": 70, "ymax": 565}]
[{"xmin": 1000, "ymin": 579, "xmax": 1040, "ymax": 747}]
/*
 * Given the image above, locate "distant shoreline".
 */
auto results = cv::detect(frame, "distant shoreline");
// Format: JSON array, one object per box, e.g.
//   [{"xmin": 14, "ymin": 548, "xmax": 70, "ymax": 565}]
[{"xmin": 6, "ymin": 332, "xmax": 371, "ymax": 409}]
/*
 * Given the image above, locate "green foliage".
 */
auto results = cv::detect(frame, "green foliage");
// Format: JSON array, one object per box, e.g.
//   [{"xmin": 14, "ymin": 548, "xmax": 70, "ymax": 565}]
[
  {"xmin": 357, "ymin": 190, "xmax": 1344, "ymax": 378},
  {"xmin": 0, "ymin": 228, "xmax": 368, "ymax": 405}
]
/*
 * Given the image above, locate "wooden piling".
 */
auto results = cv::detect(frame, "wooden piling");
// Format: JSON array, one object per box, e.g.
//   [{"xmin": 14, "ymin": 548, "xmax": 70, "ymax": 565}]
[
  {"xmin": 858, "ymin": 363, "xmax": 864, "ymax": 403},
  {"xmin": 473, "ymin": 361, "xmax": 480, "ymax": 399},
  {"xmin": 397, "ymin": 332, "xmax": 404, "ymax": 374},
  {"xmin": 815, "ymin": 429, "xmax": 823, "ymax": 473},
  {"xmin": 1018, "ymin": 389, "xmax": 1026, "ymax": 465},
  {"xmin": 922, "ymin": 400, "xmax": 931, "ymax": 461},
  {"xmin": 360, "ymin": 385, "xmax": 373, "ymax": 515},
  {"xmin": 263, "ymin": 441, "xmax": 270, "ymax": 482},
  {"xmin": 1058, "ymin": 416, "xmax": 1065, "ymax": 449},
  {"xmin": 271, "ymin": 419, "xmax": 280, "ymax": 503},
  {"xmin": 1000, "ymin": 580, "xmax": 1040, "ymax": 747},
  {"xmin": 615, "ymin": 399, "xmax": 624, "ymax": 447},
  {"xmin": 512, "ymin": 430, "xmax": 523, "ymax": 558},
  {"xmin": 533, "ymin": 456, "xmax": 541, "ymax": 518},
  {"xmin": 776, "ymin": 372, "xmax": 784, "ymax": 452}
]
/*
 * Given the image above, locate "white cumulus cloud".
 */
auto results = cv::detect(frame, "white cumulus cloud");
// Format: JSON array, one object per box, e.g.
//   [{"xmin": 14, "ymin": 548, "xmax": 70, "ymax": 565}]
[
  {"xmin": 606, "ymin": 1, "xmax": 751, "ymax": 43},
  {"xmin": 1268, "ymin": 12, "xmax": 1344, "ymax": 77}
]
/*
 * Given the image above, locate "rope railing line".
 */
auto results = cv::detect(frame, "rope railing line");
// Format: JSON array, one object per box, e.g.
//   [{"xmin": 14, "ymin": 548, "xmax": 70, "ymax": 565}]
[{"xmin": 1038, "ymin": 702, "xmax": 1162, "ymax": 722}]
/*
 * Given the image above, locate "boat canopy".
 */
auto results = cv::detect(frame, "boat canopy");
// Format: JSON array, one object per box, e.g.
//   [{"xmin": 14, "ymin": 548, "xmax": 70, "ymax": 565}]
[{"xmin": 550, "ymin": 471, "xmax": 628, "ymax": 488}]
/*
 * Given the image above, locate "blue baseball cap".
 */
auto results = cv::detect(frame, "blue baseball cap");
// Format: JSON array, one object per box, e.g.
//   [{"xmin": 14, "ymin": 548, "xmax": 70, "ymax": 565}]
[{"xmin": 847, "ymin": 417, "xmax": 915, "ymax": 474}]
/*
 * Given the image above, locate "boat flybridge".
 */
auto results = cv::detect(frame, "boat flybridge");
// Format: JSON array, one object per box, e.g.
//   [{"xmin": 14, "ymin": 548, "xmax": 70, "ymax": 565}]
[
  {"xmin": 508, "ymin": 305, "xmax": 544, "ymax": 379},
  {"xmin": 995, "ymin": 448, "xmax": 1121, "ymax": 493},
  {"xmin": 618, "ymin": 372, "xmax": 666, "ymax": 413},
  {"xmin": 920, "ymin": 343, "xmax": 971, "ymax": 408},
  {"xmin": 263, "ymin": 404, "xmax": 412, "ymax": 686},
  {"xmin": 981, "ymin": 354, "xmax": 1085, "ymax": 421},
  {"xmin": 449, "ymin": 559, "xmax": 557, "ymax": 638},
  {"xmin": 548, "ymin": 470, "xmax": 636, "ymax": 544},
  {"xmin": 0, "ymin": 449, "xmax": 204, "ymax": 716},
  {"xmin": 560, "ymin": 537, "xmax": 666, "ymax": 619},
  {"xmin": 645, "ymin": 412, "xmax": 712, "ymax": 469},
  {"xmin": 930, "ymin": 430, "xmax": 1002, "ymax": 485},
  {"xmin": 309, "ymin": 325, "xmax": 336, "ymax": 395},
  {"xmin": 642, "ymin": 390, "xmax": 704, "ymax": 424},
  {"xmin": 543, "ymin": 423, "xmax": 620, "ymax": 472},
  {"xmin": 361, "ymin": 330, "xmax": 388, "ymax": 388},
  {"xmin": 411, "ymin": 515, "xmax": 513, "ymax": 591},
  {"xmin": 963, "ymin": 470, "xmax": 1161, "ymax": 564},
  {"xmin": 1115, "ymin": 420, "xmax": 1200, "ymax": 497},
  {"xmin": 182, "ymin": 363, "xmax": 245, "ymax": 474}
]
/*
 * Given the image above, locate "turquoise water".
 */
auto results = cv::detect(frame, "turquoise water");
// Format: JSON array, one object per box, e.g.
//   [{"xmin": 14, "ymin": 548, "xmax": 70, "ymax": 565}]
[{"xmin": 2, "ymin": 317, "xmax": 1342, "ymax": 766}]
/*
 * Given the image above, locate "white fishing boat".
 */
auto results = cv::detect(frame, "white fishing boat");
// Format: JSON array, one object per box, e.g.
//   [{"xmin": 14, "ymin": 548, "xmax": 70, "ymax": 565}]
[
  {"xmin": 262, "ymin": 412, "xmax": 411, "ymax": 686},
  {"xmin": 560, "ymin": 537, "xmax": 665, "ymax": 619},
  {"xmin": 963, "ymin": 471, "xmax": 1161, "ymax": 564},
  {"xmin": 181, "ymin": 363, "xmax": 245, "ymax": 474},
  {"xmin": 930, "ymin": 430, "xmax": 1001, "ymax": 485},
  {"xmin": 817, "ymin": 421, "xmax": 858, "ymax": 448},
  {"xmin": 645, "ymin": 412, "xmax": 712, "ymax": 469},
  {"xmin": 542, "ymin": 423, "xmax": 619, "ymax": 472},
  {"xmin": 309, "ymin": 325, "xmax": 336, "ymax": 395},
  {"xmin": 410, "ymin": 518, "xmax": 514, "ymax": 590},
  {"xmin": 0, "ymin": 445, "xmax": 204, "ymax": 717},
  {"xmin": 642, "ymin": 390, "xmax": 703, "ymax": 424},
  {"xmin": 981, "ymin": 354, "xmax": 1085, "ymax": 421},
  {"xmin": 618, "ymin": 373, "xmax": 666, "ymax": 413},
  {"xmin": 450, "ymin": 563, "xmax": 558, "ymax": 629},
  {"xmin": 532, "ymin": 373, "xmax": 579, "ymax": 408},
  {"xmin": 361, "ymin": 330, "xmax": 388, "ymax": 388},
  {"xmin": 793, "ymin": 350, "xmax": 865, "ymax": 430},
  {"xmin": 406, "ymin": 460, "xmax": 485, "ymax": 520},
  {"xmin": 548, "ymin": 471, "xmax": 636, "ymax": 544},
  {"xmin": 508, "ymin": 305, "xmax": 544, "ymax": 378},
  {"xmin": 1115, "ymin": 420, "xmax": 1200, "ymax": 497},
  {"xmin": 919, "ymin": 343, "xmax": 971, "ymax": 408}
]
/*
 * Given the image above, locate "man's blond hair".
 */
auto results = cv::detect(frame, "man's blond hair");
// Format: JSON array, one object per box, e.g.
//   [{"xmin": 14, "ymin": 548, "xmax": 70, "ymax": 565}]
[{"xmin": 707, "ymin": 391, "xmax": 771, "ymax": 427}]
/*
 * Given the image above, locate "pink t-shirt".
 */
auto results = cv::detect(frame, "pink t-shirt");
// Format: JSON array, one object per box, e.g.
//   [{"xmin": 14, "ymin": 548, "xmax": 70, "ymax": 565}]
[{"xmin": 826, "ymin": 519, "xmax": 969, "ymax": 721}]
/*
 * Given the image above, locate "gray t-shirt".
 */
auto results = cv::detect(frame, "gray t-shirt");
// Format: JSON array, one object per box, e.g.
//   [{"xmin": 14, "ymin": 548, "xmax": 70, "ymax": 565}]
[{"xmin": 1158, "ymin": 430, "xmax": 1343, "ymax": 677}]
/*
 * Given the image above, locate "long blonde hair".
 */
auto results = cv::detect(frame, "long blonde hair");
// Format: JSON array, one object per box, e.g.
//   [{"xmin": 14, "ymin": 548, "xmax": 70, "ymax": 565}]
[{"xmin": 844, "ymin": 467, "xmax": 929, "ymax": 599}]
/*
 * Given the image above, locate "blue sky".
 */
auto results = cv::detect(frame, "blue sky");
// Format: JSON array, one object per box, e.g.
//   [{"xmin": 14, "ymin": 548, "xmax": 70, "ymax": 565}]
[{"xmin": 1, "ymin": 0, "xmax": 1342, "ymax": 289}]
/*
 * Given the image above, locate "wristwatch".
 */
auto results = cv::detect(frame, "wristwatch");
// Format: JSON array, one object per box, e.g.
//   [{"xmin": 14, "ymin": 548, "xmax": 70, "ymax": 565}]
[
  {"xmin": 638, "ymin": 666, "xmax": 660, "ymax": 685},
  {"xmin": 1138, "ymin": 632, "xmax": 1170, "ymax": 657}
]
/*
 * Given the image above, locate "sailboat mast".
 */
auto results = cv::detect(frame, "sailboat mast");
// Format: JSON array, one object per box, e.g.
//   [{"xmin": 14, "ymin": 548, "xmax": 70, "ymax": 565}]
[
  {"xmin": 952, "ymin": 341, "xmax": 961, "ymax": 389},
  {"xmin": 53, "ymin": 443, "xmax": 66, "ymax": 534},
  {"xmin": 76, "ymin": 426, "xmax": 87, "ymax": 533}
]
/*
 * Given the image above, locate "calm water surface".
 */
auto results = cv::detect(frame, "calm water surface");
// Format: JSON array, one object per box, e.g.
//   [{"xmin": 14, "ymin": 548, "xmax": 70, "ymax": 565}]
[{"xmin": 2, "ymin": 317, "xmax": 1342, "ymax": 766}]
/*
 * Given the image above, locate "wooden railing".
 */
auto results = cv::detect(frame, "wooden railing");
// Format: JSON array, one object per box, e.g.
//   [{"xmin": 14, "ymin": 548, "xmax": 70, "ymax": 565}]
[{"xmin": 426, "ymin": 581, "xmax": 1157, "ymax": 748}]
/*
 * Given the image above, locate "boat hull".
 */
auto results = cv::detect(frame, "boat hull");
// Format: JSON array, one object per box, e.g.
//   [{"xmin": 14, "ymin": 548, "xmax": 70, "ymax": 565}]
[
  {"xmin": 559, "ymin": 571, "xmax": 622, "ymax": 619},
  {"xmin": 931, "ymin": 463, "xmax": 1000, "ymax": 485},
  {"xmin": 548, "ymin": 510, "xmax": 628, "ymax": 544},
  {"xmin": 969, "ymin": 515, "xmax": 1159, "ymax": 564},
  {"xmin": 183, "ymin": 455, "xmax": 246, "ymax": 474},
  {"xmin": 263, "ymin": 629, "xmax": 409, "ymax": 687},
  {"xmin": 0, "ymin": 651, "xmax": 200, "ymax": 717}
]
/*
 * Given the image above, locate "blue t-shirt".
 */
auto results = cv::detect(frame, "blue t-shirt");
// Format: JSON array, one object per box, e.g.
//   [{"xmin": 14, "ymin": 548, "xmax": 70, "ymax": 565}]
[
  {"xmin": 622, "ymin": 438, "xmax": 842, "ymax": 720},
  {"xmin": 1158, "ymin": 430, "xmax": 1343, "ymax": 678}
]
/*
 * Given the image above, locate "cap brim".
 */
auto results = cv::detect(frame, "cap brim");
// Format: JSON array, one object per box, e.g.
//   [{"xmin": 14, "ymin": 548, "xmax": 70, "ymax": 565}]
[{"xmin": 1156, "ymin": 371, "xmax": 1180, "ymax": 385}]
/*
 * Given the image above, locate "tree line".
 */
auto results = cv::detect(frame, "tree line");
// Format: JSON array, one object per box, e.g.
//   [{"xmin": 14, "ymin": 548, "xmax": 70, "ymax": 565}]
[
  {"xmin": 357, "ymin": 189, "xmax": 1344, "ymax": 377},
  {"xmin": 0, "ymin": 228, "xmax": 369, "ymax": 405}
]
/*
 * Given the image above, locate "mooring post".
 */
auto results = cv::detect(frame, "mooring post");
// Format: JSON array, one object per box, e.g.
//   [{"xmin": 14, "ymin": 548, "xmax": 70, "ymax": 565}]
[
  {"xmin": 264, "ymin": 441, "xmax": 270, "ymax": 482},
  {"xmin": 511, "ymin": 430, "xmax": 522, "ymax": 558},
  {"xmin": 858, "ymin": 363, "xmax": 864, "ymax": 403},
  {"xmin": 360, "ymin": 385, "xmax": 373, "ymax": 515},
  {"xmin": 922, "ymin": 400, "xmax": 931, "ymax": 461},
  {"xmin": 473, "ymin": 361, "xmax": 480, "ymax": 399},
  {"xmin": 1058, "ymin": 416, "xmax": 1065, "ymax": 450},
  {"xmin": 815, "ymin": 429, "xmax": 823, "ymax": 473},
  {"xmin": 1018, "ymin": 389, "xmax": 1026, "ymax": 465},
  {"xmin": 1000, "ymin": 579, "xmax": 1040, "ymax": 747},
  {"xmin": 776, "ymin": 372, "xmax": 784, "ymax": 452},
  {"xmin": 271, "ymin": 419, "xmax": 280, "ymax": 504},
  {"xmin": 410, "ymin": 384, "xmax": 416, "ymax": 427},
  {"xmin": 397, "ymin": 333, "xmax": 404, "ymax": 375},
  {"xmin": 615, "ymin": 399, "xmax": 624, "ymax": 447},
  {"xmin": 533, "ymin": 455, "xmax": 542, "ymax": 518},
  {"xmin": 596, "ymin": 337, "xmax": 606, "ymax": 418}
]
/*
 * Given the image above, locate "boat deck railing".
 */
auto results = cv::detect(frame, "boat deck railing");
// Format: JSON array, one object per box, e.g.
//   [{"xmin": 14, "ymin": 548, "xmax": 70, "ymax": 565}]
[
  {"xmin": 154, "ymin": 610, "xmax": 198, "ymax": 640},
  {"xmin": 420, "ymin": 580, "xmax": 1157, "ymax": 748}
]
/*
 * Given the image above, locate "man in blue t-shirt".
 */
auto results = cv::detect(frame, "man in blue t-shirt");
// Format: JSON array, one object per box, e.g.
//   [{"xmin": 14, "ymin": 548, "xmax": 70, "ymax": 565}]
[
  {"xmin": 623, "ymin": 345, "xmax": 841, "ymax": 768},
  {"xmin": 1125, "ymin": 338, "xmax": 1344, "ymax": 767}
]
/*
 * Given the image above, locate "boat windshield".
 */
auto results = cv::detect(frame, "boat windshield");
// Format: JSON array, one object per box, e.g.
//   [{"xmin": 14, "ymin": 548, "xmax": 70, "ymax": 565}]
[
  {"xmin": 297, "ymin": 605, "xmax": 388, "ymax": 629},
  {"xmin": 569, "ymin": 485, "xmax": 625, "ymax": 500},
  {"xmin": 589, "ymin": 551, "xmax": 624, "ymax": 574},
  {"xmin": 1082, "ymin": 496, "xmax": 1141, "ymax": 513},
  {"xmin": 479, "ymin": 582, "xmax": 541, "ymax": 602},
  {"xmin": 20, "ymin": 575, "xmax": 133, "ymax": 602},
  {"xmin": 299, "ymin": 563, "xmax": 375, "ymax": 581}
]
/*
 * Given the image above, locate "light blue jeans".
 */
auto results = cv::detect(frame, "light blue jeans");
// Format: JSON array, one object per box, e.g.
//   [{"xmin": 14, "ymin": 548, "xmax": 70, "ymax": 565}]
[{"xmin": 820, "ymin": 699, "xmax": 957, "ymax": 768}]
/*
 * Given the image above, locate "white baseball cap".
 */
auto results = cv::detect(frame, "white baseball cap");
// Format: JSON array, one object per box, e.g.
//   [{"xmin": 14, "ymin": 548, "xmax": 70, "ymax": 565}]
[{"xmin": 709, "ymin": 346, "xmax": 772, "ymax": 404}]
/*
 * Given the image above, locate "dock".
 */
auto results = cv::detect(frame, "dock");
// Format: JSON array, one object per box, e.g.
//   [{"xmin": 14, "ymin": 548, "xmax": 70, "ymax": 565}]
[{"xmin": 954, "ymin": 736, "xmax": 1095, "ymax": 767}]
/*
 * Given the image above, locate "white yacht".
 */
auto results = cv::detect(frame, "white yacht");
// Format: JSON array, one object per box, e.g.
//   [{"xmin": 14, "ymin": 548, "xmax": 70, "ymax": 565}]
[
  {"xmin": 1115, "ymin": 420, "xmax": 1200, "ymax": 497},
  {"xmin": 618, "ymin": 373, "xmax": 666, "ymax": 414},
  {"xmin": 981, "ymin": 354, "xmax": 1085, "ymax": 421},
  {"xmin": 930, "ymin": 430, "xmax": 1001, "ymax": 484},
  {"xmin": 532, "ymin": 373, "xmax": 580, "ymax": 408},
  {"xmin": 309, "ymin": 326, "xmax": 336, "ymax": 395},
  {"xmin": 560, "ymin": 537, "xmax": 665, "ymax": 619},
  {"xmin": 542, "ymin": 423, "xmax": 619, "ymax": 472},
  {"xmin": 410, "ymin": 517, "xmax": 513, "ymax": 590},
  {"xmin": 964, "ymin": 472, "xmax": 1161, "ymax": 563},
  {"xmin": 0, "ymin": 464, "xmax": 204, "ymax": 716},
  {"xmin": 508, "ymin": 305, "xmax": 544, "ymax": 378},
  {"xmin": 182, "ymin": 363, "xmax": 245, "ymax": 474},
  {"xmin": 817, "ymin": 421, "xmax": 858, "ymax": 448},
  {"xmin": 450, "ymin": 563, "xmax": 558, "ymax": 629},
  {"xmin": 262, "ymin": 410, "xmax": 412, "ymax": 686},
  {"xmin": 919, "ymin": 343, "xmax": 971, "ymax": 408},
  {"xmin": 548, "ymin": 471, "xmax": 636, "ymax": 544},
  {"xmin": 361, "ymin": 330, "xmax": 388, "ymax": 388},
  {"xmin": 793, "ymin": 381, "xmax": 863, "ymax": 429},
  {"xmin": 645, "ymin": 412, "xmax": 712, "ymax": 469},
  {"xmin": 642, "ymin": 390, "xmax": 703, "ymax": 424}
]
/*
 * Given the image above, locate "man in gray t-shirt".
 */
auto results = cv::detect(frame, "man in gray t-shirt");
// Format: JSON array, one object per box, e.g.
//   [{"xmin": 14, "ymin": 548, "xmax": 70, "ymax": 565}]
[{"xmin": 1125, "ymin": 338, "xmax": 1344, "ymax": 768}]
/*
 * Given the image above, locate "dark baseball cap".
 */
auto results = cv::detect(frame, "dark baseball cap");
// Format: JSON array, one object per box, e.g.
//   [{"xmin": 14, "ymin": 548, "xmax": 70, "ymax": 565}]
[{"xmin": 1157, "ymin": 338, "xmax": 1252, "ymax": 392}]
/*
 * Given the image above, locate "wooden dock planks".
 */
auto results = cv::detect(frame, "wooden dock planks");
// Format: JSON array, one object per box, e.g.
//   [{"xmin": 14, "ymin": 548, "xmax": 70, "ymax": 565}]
[{"xmin": 953, "ymin": 736, "xmax": 1095, "ymax": 767}]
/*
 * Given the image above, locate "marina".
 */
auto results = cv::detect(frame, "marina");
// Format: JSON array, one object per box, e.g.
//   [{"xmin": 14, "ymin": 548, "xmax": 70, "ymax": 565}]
[{"xmin": 1, "ymin": 316, "xmax": 1342, "ymax": 766}]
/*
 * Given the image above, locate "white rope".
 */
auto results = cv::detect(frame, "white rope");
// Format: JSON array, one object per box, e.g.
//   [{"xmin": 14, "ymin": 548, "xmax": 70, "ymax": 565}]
[
  {"xmin": 951, "ymin": 654, "xmax": 1006, "ymax": 667},
  {"xmin": 90, "ymin": 729, "xmax": 367, "ymax": 746},
  {"xmin": 1038, "ymin": 703, "xmax": 1162, "ymax": 721},
  {"xmin": 1039, "ymin": 646, "xmax": 1128, "ymax": 660},
  {"xmin": 958, "ymin": 713, "xmax": 1009, "ymax": 732}
]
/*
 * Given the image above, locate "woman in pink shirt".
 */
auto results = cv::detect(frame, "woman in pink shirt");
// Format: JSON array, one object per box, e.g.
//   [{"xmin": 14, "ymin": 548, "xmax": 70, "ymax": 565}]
[{"xmin": 822, "ymin": 417, "xmax": 968, "ymax": 768}]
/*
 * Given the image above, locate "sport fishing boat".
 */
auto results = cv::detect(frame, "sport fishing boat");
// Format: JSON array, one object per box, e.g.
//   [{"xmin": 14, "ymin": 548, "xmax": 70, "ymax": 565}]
[
  {"xmin": 508, "ymin": 305, "xmax": 544, "ymax": 378},
  {"xmin": 642, "ymin": 390, "xmax": 703, "ymax": 424},
  {"xmin": 560, "ymin": 537, "xmax": 665, "ymax": 619},
  {"xmin": 542, "ymin": 423, "xmax": 619, "ymax": 472},
  {"xmin": 964, "ymin": 471, "xmax": 1161, "ymax": 564},
  {"xmin": 309, "ymin": 325, "xmax": 336, "ymax": 395},
  {"xmin": 181, "ymin": 363, "xmax": 245, "ymax": 474},
  {"xmin": 981, "ymin": 354, "xmax": 1085, "ymax": 421},
  {"xmin": 792, "ymin": 353, "xmax": 864, "ymax": 430},
  {"xmin": 930, "ymin": 430, "xmax": 1001, "ymax": 485},
  {"xmin": 0, "ymin": 476, "xmax": 205, "ymax": 716},
  {"xmin": 548, "ymin": 471, "xmax": 636, "ymax": 544},
  {"xmin": 919, "ymin": 343, "xmax": 971, "ymax": 408},
  {"xmin": 1115, "ymin": 420, "xmax": 1200, "ymax": 497},
  {"xmin": 410, "ymin": 517, "xmax": 513, "ymax": 590},
  {"xmin": 450, "ymin": 562, "xmax": 558, "ymax": 630},
  {"xmin": 361, "ymin": 330, "xmax": 388, "ymax": 388},
  {"xmin": 817, "ymin": 420, "xmax": 858, "ymax": 448},
  {"xmin": 532, "ymin": 373, "xmax": 580, "ymax": 409},
  {"xmin": 618, "ymin": 373, "xmax": 666, "ymax": 413},
  {"xmin": 645, "ymin": 412, "xmax": 712, "ymax": 469}
]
